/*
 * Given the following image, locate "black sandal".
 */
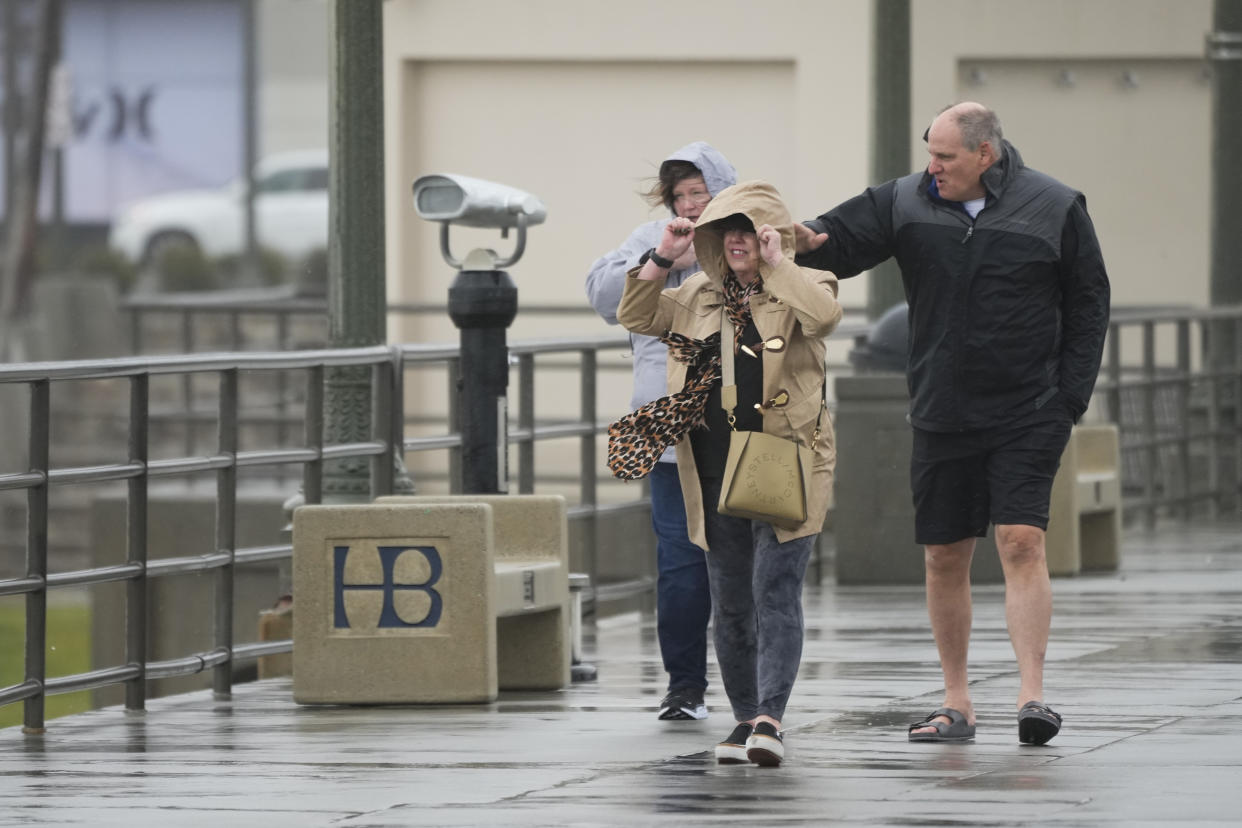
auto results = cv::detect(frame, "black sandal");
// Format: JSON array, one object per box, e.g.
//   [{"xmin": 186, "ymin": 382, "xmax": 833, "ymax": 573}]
[
  {"xmin": 1018, "ymin": 700, "xmax": 1062, "ymax": 745},
  {"xmin": 908, "ymin": 707, "xmax": 976, "ymax": 742}
]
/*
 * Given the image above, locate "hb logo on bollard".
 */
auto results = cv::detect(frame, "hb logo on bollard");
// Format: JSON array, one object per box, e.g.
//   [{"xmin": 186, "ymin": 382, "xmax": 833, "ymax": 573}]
[{"xmin": 333, "ymin": 544, "xmax": 445, "ymax": 632}]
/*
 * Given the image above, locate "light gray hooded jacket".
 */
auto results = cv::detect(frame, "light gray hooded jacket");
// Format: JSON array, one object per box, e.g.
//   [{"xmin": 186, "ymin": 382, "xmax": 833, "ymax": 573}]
[{"xmin": 585, "ymin": 142, "xmax": 737, "ymax": 462}]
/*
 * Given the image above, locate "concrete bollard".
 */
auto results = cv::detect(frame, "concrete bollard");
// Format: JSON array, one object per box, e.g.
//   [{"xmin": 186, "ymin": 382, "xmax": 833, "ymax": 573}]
[
  {"xmin": 293, "ymin": 496, "xmax": 572, "ymax": 705},
  {"xmin": 293, "ymin": 502, "xmax": 499, "ymax": 704},
  {"xmin": 832, "ymin": 374, "xmax": 1003, "ymax": 584},
  {"xmin": 1046, "ymin": 424, "xmax": 1123, "ymax": 575}
]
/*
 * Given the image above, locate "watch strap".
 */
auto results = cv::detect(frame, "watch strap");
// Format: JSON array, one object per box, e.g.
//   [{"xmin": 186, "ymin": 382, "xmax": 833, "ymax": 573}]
[{"xmin": 641, "ymin": 247, "xmax": 675, "ymax": 269}]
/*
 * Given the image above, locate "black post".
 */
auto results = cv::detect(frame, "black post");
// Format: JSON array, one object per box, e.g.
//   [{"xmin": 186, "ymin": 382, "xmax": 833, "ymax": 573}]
[
  {"xmin": 867, "ymin": 0, "xmax": 911, "ymax": 320},
  {"xmin": 1209, "ymin": 0, "xmax": 1242, "ymax": 356},
  {"xmin": 1208, "ymin": 0, "xmax": 1242, "ymax": 511},
  {"xmin": 323, "ymin": 0, "xmax": 393, "ymax": 501},
  {"xmin": 447, "ymin": 269, "xmax": 518, "ymax": 494}
]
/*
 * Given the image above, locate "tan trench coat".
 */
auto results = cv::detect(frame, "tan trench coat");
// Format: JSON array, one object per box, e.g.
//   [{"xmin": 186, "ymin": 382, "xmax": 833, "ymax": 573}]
[{"xmin": 617, "ymin": 180, "xmax": 843, "ymax": 549}]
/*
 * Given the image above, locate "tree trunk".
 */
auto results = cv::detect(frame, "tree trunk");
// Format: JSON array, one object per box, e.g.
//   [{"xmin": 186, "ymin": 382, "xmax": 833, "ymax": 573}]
[{"xmin": 0, "ymin": 0, "xmax": 60, "ymax": 361}]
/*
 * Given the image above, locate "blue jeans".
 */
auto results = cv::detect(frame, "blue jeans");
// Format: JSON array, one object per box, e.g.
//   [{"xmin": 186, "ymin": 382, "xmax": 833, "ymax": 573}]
[
  {"xmin": 699, "ymin": 476, "xmax": 815, "ymax": 723},
  {"xmin": 649, "ymin": 461, "xmax": 711, "ymax": 692}
]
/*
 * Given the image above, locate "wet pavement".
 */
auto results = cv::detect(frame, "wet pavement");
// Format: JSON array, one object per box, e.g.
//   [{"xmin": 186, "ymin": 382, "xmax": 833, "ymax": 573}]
[{"xmin": 3, "ymin": 519, "xmax": 1241, "ymax": 826}]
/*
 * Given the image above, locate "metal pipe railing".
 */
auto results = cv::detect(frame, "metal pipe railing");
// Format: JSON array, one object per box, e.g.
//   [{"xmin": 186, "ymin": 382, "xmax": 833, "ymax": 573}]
[
  {"xmin": 0, "ymin": 335, "xmax": 651, "ymax": 732},
  {"xmin": 3, "ymin": 302, "xmax": 1240, "ymax": 735},
  {"xmin": 213, "ymin": 367, "xmax": 238, "ymax": 700},
  {"xmin": 125, "ymin": 372, "xmax": 148, "ymax": 712},
  {"xmin": 1094, "ymin": 306, "xmax": 1242, "ymax": 522},
  {"xmin": 1, "ymin": 345, "xmax": 397, "ymax": 732},
  {"xmin": 23, "ymin": 379, "xmax": 49, "ymax": 733}
]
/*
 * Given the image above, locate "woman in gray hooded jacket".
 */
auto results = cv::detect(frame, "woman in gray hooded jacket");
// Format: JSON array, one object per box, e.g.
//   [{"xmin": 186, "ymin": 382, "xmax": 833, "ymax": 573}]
[{"xmin": 586, "ymin": 142, "xmax": 736, "ymax": 723}]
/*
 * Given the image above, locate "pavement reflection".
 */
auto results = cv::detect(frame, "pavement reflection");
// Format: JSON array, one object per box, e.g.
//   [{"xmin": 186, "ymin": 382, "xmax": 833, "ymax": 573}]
[{"xmin": 2, "ymin": 520, "xmax": 1240, "ymax": 826}]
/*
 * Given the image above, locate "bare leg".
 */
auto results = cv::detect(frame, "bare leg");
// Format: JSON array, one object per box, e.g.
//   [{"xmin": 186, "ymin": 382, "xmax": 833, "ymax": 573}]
[
  {"xmin": 995, "ymin": 523, "xmax": 1052, "ymax": 709},
  {"xmin": 911, "ymin": 538, "xmax": 977, "ymax": 735}
]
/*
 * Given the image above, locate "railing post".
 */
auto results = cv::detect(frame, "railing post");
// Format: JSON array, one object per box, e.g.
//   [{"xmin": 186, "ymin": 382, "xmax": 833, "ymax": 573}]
[
  {"xmin": 23, "ymin": 379, "xmax": 49, "ymax": 734},
  {"xmin": 213, "ymin": 369, "xmax": 238, "ymax": 699},
  {"xmin": 370, "ymin": 359, "xmax": 393, "ymax": 497},
  {"xmin": 448, "ymin": 356, "xmax": 461, "ymax": 493},
  {"xmin": 389, "ymin": 348, "xmax": 407, "ymax": 497},
  {"xmin": 303, "ymin": 365, "xmax": 324, "ymax": 505},
  {"xmin": 182, "ymin": 309, "xmax": 195, "ymax": 461},
  {"xmin": 1142, "ymin": 321, "xmax": 1157, "ymax": 529},
  {"xmin": 1106, "ymin": 322, "xmax": 1126, "ymax": 521},
  {"xmin": 1234, "ymin": 312, "xmax": 1242, "ymax": 511},
  {"xmin": 580, "ymin": 348, "xmax": 598, "ymax": 593},
  {"xmin": 1107, "ymin": 322, "xmax": 1122, "ymax": 425},
  {"xmin": 125, "ymin": 373, "xmax": 149, "ymax": 712},
  {"xmin": 1206, "ymin": 320, "xmax": 1222, "ymax": 519},
  {"xmin": 1176, "ymin": 320, "xmax": 1192, "ymax": 518},
  {"xmin": 276, "ymin": 314, "xmax": 292, "ymax": 487},
  {"xmin": 518, "ymin": 353, "xmax": 535, "ymax": 494}
]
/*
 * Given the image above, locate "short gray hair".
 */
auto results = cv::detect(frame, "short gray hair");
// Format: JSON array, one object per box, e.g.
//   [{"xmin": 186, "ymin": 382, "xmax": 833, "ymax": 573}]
[{"xmin": 953, "ymin": 106, "xmax": 1004, "ymax": 153}]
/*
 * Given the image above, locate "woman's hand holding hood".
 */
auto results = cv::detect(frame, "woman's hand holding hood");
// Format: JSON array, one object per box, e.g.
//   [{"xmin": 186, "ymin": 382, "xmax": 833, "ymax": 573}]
[{"xmin": 694, "ymin": 181, "xmax": 843, "ymax": 339}]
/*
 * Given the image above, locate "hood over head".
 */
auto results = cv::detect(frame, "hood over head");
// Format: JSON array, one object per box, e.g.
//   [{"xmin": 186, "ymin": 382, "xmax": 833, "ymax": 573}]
[
  {"xmin": 691, "ymin": 180, "xmax": 793, "ymax": 284},
  {"xmin": 660, "ymin": 141, "xmax": 737, "ymax": 204}
]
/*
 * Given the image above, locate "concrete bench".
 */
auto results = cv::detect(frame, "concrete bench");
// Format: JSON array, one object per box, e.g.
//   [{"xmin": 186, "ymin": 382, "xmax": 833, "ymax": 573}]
[
  {"xmin": 1046, "ymin": 424, "xmax": 1122, "ymax": 575},
  {"xmin": 292, "ymin": 494, "xmax": 570, "ymax": 704}
]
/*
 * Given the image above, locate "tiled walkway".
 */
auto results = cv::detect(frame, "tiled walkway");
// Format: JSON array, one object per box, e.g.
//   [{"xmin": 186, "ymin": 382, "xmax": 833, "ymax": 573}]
[{"xmin": 3, "ymin": 520, "xmax": 1241, "ymax": 826}]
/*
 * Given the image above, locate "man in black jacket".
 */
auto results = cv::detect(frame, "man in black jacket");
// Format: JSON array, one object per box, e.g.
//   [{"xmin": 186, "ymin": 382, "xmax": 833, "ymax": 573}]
[{"xmin": 796, "ymin": 102, "xmax": 1109, "ymax": 745}]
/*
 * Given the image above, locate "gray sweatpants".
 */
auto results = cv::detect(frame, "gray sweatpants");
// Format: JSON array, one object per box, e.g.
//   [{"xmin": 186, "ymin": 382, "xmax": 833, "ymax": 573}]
[{"xmin": 700, "ymin": 477, "xmax": 815, "ymax": 724}]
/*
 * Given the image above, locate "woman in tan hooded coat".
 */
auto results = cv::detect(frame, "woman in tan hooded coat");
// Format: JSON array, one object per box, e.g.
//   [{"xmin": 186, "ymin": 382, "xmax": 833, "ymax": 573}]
[{"xmin": 615, "ymin": 180, "xmax": 842, "ymax": 766}]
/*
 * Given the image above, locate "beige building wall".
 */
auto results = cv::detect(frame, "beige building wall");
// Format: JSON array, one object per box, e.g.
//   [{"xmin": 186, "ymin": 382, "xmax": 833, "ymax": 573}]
[
  {"xmin": 379, "ymin": 0, "xmax": 1215, "ymax": 488},
  {"xmin": 382, "ymin": 0, "xmax": 1214, "ymax": 328},
  {"xmin": 912, "ymin": 0, "xmax": 1213, "ymax": 309},
  {"xmin": 258, "ymin": 0, "xmax": 330, "ymax": 156},
  {"xmin": 380, "ymin": 0, "xmax": 873, "ymax": 481},
  {"xmin": 381, "ymin": 0, "xmax": 874, "ymax": 347}
]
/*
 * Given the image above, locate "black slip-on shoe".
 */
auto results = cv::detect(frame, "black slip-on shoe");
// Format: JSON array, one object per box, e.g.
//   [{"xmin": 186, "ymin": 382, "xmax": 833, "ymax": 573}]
[{"xmin": 715, "ymin": 723, "xmax": 754, "ymax": 764}]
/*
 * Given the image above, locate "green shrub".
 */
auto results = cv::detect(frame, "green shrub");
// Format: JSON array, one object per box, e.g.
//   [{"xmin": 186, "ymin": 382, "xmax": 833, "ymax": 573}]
[
  {"xmin": 215, "ymin": 247, "xmax": 290, "ymax": 287},
  {"xmin": 73, "ymin": 246, "xmax": 139, "ymax": 291},
  {"xmin": 156, "ymin": 244, "xmax": 218, "ymax": 292},
  {"xmin": 0, "ymin": 601, "xmax": 93, "ymax": 729}
]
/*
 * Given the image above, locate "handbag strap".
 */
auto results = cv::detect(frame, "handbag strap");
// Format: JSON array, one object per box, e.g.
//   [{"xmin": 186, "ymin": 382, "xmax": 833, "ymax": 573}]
[
  {"xmin": 720, "ymin": 306, "xmax": 827, "ymax": 448},
  {"xmin": 720, "ymin": 309, "xmax": 738, "ymax": 428}
]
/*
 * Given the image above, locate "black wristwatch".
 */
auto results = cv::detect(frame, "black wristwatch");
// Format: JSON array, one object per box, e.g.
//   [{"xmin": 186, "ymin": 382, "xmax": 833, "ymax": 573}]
[{"xmin": 640, "ymin": 247, "xmax": 675, "ymax": 270}]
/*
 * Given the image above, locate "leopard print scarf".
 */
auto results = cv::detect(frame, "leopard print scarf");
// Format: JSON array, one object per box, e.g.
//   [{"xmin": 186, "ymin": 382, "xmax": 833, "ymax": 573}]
[{"xmin": 607, "ymin": 273, "xmax": 761, "ymax": 481}]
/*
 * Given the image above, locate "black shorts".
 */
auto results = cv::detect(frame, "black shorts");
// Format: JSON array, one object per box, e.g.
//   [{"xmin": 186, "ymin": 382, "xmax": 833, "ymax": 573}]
[{"xmin": 910, "ymin": 419, "xmax": 1073, "ymax": 546}]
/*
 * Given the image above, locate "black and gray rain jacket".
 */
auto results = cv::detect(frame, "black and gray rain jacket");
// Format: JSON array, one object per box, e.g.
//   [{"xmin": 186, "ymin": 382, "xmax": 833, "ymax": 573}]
[{"xmin": 797, "ymin": 140, "xmax": 1110, "ymax": 432}]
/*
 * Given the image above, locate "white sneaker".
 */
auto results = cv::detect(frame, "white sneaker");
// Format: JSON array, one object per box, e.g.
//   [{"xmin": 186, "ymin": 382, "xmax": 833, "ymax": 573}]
[
  {"xmin": 658, "ymin": 687, "xmax": 708, "ymax": 721},
  {"xmin": 746, "ymin": 722, "xmax": 784, "ymax": 767}
]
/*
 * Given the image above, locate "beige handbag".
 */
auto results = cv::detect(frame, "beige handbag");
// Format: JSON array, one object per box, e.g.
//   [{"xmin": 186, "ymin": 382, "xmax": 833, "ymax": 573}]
[{"xmin": 716, "ymin": 311, "xmax": 819, "ymax": 529}]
